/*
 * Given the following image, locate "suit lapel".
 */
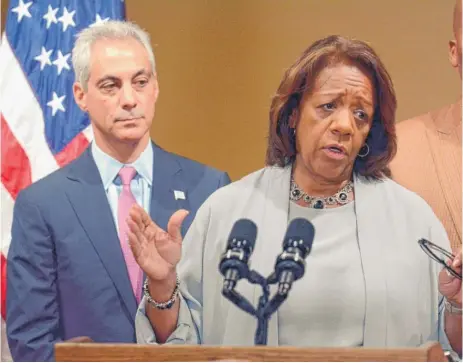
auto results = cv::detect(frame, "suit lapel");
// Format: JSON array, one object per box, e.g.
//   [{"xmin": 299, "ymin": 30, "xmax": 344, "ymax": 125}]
[
  {"xmin": 64, "ymin": 148, "xmax": 137, "ymax": 319},
  {"xmin": 426, "ymin": 104, "xmax": 462, "ymax": 245},
  {"xmin": 354, "ymin": 175, "xmax": 388, "ymax": 346},
  {"xmin": 150, "ymin": 144, "xmax": 189, "ymax": 233}
]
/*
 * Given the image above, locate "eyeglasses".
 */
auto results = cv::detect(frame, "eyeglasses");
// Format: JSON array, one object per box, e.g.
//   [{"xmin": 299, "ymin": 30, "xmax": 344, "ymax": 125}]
[{"xmin": 418, "ymin": 239, "xmax": 462, "ymax": 280}]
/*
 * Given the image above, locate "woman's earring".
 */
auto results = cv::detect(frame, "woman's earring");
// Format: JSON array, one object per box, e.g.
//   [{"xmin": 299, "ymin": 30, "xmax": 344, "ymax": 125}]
[{"xmin": 358, "ymin": 143, "xmax": 370, "ymax": 158}]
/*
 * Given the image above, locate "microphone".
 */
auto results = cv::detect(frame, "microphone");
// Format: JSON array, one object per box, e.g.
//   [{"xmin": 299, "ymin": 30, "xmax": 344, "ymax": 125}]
[
  {"xmin": 273, "ymin": 218, "xmax": 315, "ymax": 295},
  {"xmin": 219, "ymin": 219, "xmax": 257, "ymax": 292}
]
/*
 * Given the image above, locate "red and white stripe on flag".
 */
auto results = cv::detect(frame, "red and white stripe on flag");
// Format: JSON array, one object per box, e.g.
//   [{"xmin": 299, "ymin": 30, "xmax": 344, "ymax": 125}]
[
  {"xmin": 0, "ymin": 35, "xmax": 92, "ymax": 361},
  {"xmin": 1, "ymin": 0, "xmax": 125, "ymax": 359}
]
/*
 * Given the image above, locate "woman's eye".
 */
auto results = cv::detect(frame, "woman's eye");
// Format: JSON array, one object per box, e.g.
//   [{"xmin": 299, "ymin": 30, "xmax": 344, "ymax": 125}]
[
  {"xmin": 322, "ymin": 102, "xmax": 335, "ymax": 111},
  {"xmin": 355, "ymin": 110, "xmax": 368, "ymax": 120}
]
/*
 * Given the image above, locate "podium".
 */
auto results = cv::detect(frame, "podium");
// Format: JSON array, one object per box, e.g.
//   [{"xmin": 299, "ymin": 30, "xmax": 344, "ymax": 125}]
[{"xmin": 55, "ymin": 337, "xmax": 447, "ymax": 361}]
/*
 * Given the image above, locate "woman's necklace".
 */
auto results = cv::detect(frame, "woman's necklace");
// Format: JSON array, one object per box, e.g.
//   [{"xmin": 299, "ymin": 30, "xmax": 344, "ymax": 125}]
[{"xmin": 290, "ymin": 178, "xmax": 354, "ymax": 209}]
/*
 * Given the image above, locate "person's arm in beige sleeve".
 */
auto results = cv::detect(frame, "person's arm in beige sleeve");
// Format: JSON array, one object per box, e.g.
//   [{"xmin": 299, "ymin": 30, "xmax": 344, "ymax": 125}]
[
  {"xmin": 128, "ymin": 205, "xmax": 187, "ymax": 343},
  {"xmin": 439, "ymin": 248, "xmax": 462, "ymax": 355}
]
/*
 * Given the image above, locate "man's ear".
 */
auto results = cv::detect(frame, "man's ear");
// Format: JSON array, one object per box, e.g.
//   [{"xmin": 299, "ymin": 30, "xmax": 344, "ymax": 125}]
[
  {"xmin": 449, "ymin": 40, "xmax": 459, "ymax": 69},
  {"xmin": 73, "ymin": 82, "xmax": 87, "ymax": 112},
  {"xmin": 153, "ymin": 72, "xmax": 160, "ymax": 102}
]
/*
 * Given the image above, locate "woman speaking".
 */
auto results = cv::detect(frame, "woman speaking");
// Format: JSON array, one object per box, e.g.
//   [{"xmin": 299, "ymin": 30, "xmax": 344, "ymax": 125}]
[{"xmin": 129, "ymin": 35, "xmax": 462, "ymax": 354}]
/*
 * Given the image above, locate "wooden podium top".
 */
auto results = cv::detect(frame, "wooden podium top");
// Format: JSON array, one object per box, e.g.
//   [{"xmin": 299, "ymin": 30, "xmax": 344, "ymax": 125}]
[{"xmin": 55, "ymin": 338, "xmax": 447, "ymax": 362}]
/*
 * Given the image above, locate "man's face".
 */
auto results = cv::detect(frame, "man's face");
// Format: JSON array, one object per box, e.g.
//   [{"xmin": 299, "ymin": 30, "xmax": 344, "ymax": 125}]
[
  {"xmin": 449, "ymin": 1, "xmax": 462, "ymax": 78},
  {"xmin": 73, "ymin": 37, "xmax": 158, "ymax": 147},
  {"xmin": 449, "ymin": 35, "xmax": 462, "ymax": 78}
]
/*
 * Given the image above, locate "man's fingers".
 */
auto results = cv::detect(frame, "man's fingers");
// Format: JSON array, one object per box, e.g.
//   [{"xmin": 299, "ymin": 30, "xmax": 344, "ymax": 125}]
[{"xmin": 167, "ymin": 209, "xmax": 189, "ymax": 242}]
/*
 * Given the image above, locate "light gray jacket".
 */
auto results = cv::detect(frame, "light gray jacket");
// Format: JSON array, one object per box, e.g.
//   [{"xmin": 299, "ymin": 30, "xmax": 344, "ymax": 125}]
[{"xmin": 136, "ymin": 166, "xmax": 451, "ymax": 349}]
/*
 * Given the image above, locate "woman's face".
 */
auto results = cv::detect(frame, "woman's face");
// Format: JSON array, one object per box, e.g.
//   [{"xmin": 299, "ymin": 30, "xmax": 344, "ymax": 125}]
[{"xmin": 293, "ymin": 62, "xmax": 375, "ymax": 183}]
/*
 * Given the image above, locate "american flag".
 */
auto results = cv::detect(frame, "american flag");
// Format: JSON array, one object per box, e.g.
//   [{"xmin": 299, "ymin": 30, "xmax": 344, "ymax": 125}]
[{"xmin": 0, "ymin": 0, "xmax": 126, "ymax": 359}]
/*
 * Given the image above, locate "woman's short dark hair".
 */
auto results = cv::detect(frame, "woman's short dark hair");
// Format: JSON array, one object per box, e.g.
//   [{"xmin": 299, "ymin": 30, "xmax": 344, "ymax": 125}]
[{"xmin": 266, "ymin": 35, "xmax": 397, "ymax": 179}]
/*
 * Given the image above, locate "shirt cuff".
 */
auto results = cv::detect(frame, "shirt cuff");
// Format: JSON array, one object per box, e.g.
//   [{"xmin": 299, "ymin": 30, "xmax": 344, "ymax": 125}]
[
  {"xmin": 135, "ymin": 293, "xmax": 197, "ymax": 345},
  {"xmin": 437, "ymin": 297, "xmax": 461, "ymax": 361}
]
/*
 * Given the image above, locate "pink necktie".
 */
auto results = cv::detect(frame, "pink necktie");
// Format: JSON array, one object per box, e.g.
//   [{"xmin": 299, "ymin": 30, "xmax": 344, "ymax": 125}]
[{"xmin": 118, "ymin": 166, "xmax": 143, "ymax": 303}]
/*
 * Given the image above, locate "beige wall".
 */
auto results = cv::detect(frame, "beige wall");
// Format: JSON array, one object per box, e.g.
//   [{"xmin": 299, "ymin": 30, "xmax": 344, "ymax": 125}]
[
  {"xmin": 126, "ymin": 0, "xmax": 460, "ymax": 180},
  {"xmin": 2, "ymin": 1, "xmax": 461, "ymax": 180}
]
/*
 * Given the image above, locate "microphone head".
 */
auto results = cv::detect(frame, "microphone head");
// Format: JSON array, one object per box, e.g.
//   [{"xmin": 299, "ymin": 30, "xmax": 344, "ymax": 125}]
[
  {"xmin": 219, "ymin": 219, "xmax": 257, "ymax": 284},
  {"xmin": 226, "ymin": 218, "xmax": 257, "ymax": 253},
  {"xmin": 282, "ymin": 218, "xmax": 315, "ymax": 258}
]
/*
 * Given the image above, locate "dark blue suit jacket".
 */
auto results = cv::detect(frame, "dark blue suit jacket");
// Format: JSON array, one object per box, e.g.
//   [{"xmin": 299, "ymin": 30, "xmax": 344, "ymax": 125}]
[{"xmin": 6, "ymin": 143, "xmax": 230, "ymax": 361}]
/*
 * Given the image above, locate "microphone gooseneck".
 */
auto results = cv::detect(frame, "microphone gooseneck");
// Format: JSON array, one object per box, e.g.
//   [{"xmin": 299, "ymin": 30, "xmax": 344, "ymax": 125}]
[{"xmin": 219, "ymin": 217, "xmax": 316, "ymax": 345}]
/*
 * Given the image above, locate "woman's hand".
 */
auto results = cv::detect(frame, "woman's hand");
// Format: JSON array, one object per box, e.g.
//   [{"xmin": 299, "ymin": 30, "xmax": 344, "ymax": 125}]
[
  {"xmin": 127, "ymin": 204, "xmax": 189, "ymax": 282},
  {"xmin": 438, "ymin": 247, "xmax": 462, "ymax": 307}
]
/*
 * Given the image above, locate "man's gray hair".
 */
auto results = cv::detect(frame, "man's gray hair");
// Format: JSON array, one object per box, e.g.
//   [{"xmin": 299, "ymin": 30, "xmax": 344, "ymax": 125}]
[{"xmin": 72, "ymin": 20, "xmax": 156, "ymax": 90}]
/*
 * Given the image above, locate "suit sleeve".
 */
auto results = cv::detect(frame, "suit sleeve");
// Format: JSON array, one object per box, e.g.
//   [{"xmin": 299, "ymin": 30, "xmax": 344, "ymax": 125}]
[
  {"xmin": 6, "ymin": 192, "xmax": 61, "ymax": 362},
  {"xmin": 217, "ymin": 172, "xmax": 231, "ymax": 189}
]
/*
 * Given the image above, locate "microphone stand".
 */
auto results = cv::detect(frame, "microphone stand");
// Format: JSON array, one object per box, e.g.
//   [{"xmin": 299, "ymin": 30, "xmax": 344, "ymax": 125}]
[{"xmin": 222, "ymin": 269, "xmax": 292, "ymax": 345}]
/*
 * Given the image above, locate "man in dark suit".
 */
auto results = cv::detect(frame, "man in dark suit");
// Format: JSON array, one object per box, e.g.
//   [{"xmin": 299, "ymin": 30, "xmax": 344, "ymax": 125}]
[{"xmin": 6, "ymin": 20, "xmax": 230, "ymax": 361}]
